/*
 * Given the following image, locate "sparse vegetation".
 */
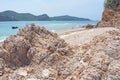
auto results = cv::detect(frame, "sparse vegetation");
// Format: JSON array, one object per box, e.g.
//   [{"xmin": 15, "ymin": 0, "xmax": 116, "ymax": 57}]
[{"xmin": 105, "ymin": 0, "xmax": 114, "ymax": 8}]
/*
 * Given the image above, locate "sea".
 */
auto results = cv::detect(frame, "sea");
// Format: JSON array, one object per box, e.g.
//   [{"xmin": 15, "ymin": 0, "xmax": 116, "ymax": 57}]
[{"xmin": 0, "ymin": 21, "xmax": 98, "ymax": 42}]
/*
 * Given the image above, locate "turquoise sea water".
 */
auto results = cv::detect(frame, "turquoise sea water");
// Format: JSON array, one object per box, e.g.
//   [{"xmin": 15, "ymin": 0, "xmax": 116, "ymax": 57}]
[{"xmin": 0, "ymin": 21, "xmax": 97, "ymax": 42}]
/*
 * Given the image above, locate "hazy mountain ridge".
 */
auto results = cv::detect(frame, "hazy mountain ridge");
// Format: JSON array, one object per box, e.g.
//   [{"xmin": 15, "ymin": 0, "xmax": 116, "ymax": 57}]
[
  {"xmin": 50, "ymin": 15, "xmax": 91, "ymax": 21},
  {"xmin": 0, "ymin": 10, "xmax": 91, "ymax": 21}
]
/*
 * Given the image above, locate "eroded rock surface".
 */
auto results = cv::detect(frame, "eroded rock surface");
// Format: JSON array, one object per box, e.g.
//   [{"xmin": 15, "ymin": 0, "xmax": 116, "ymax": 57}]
[
  {"xmin": 97, "ymin": 0, "xmax": 120, "ymax": 28},
  {"xmin": 1, "ymin": 24, "xmax": 67, "ymax": 67},
  {"xmin": 0, "ymin": 24, "xmax": 120, "ymax": 80}
]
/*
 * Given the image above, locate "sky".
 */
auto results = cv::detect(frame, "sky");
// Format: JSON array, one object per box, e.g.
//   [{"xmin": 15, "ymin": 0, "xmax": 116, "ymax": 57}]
[{"xmin": 0, "ymin": 0, "xmax": 104, "ymax": 20}]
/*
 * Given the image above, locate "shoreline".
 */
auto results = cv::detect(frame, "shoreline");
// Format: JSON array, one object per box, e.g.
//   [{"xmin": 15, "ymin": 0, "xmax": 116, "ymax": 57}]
[
  {"xmin": 0, "ymin": 25, "xmax": 117, "ymax": 45},
  {"xmin": 55, "ymin": 27, "xmax": 86, "ymax": 35},
  {"xmin": 0, "ymin": 36, "xmax": 7, "ymax": 43},
  {"xmin": 55, "ymin": 24, "xmax": 95, "ymax": 36},
  {"xmin": 0, "ymin": 27, "xmax": 86, "ymax": 43},
  {"xmin": 55, "ymin": 27, "xmax": 119, "ymax": 45}
]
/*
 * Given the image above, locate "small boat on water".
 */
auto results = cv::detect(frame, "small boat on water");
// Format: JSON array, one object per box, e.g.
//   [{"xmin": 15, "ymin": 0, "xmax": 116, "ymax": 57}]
[{"xmin": 12, "ymin": 26, "xmax": 18, "ymax": 29}]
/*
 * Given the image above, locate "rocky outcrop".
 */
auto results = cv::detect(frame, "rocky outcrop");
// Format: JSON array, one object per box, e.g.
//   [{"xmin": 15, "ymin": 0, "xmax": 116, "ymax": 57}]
[
  {"xmin": 97, "ymin": 0, "xmax": 120, "ymax": 28},
  {"xmin": 0, "ymin": 24, "xmax": 68, "ymax": 67},
  {"xmin": 81, "ymin": 30, "xmax": 120, "ymax": 80},
  {"xmin": 84, "ymin": 24, "xmax": 95, "ymax": 29},
  {"xmin": 0, "ymin": 24, "xmax": 120, "ymax": 80},
  {"xmin": 57, "ymin": 30, "xmax": 120, "ymax": 80}
]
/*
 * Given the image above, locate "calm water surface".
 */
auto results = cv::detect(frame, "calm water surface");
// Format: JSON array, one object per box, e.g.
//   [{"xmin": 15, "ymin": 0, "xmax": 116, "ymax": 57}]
[{"xmin": 0, "ymin": 21, "xmax": 98, "ymax": 41}]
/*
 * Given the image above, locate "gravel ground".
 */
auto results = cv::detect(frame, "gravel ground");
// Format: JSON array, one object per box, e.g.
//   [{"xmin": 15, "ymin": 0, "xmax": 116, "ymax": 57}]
[{"xmin": 59, "ymin": 27, "xmax": 119, "ymax": 45}]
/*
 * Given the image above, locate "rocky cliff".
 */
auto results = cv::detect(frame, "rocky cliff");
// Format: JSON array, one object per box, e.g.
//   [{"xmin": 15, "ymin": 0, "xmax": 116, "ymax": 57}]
[
  {"xmin": 97, "ymin": 0, "xmax": 120, "ymax": 28},
  {"xmin": 0, "ymin": 24, "xmax": 120, "ymax": 80}
]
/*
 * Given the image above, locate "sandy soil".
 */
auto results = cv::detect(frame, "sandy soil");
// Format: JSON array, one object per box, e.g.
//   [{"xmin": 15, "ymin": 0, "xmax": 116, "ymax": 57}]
[
  {"xmin": 56, "ymin": 27, "xmax": 119, "ymax": 46},
  {"xmin": 55, "ymin": 27, "xmax": 86, "ymax": 35}
]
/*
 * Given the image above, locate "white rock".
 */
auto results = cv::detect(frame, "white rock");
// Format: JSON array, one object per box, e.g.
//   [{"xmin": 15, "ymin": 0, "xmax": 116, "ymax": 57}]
[
  {"xmin": 42, "ymin": 69, "xmax": 50, "ymax": 78},
  {"xmin": 16, "ymin": 69, "xmax": 27, "ymax": 76},
  {"xmin": 26, "ymin": 78, "xmax": 38, "ymax": 80}
]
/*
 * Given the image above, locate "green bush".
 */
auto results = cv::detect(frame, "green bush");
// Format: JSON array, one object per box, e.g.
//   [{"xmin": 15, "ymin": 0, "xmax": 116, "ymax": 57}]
[{"xmin": 105, "ymin": 0, "xmax": 114, "ymax": 8}]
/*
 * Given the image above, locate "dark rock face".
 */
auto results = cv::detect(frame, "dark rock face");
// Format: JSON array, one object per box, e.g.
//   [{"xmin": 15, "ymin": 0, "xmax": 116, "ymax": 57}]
[
  {"xmin": 84, "ymin": 24, "xmax": 94, "ymax": 29},
  {"xmin": 97, "ymin": 0, "xmax": 120, "ymax": 28},
  {"xmin": 3, "ymin": 36, "xmax": 31, "ymax": 67}
]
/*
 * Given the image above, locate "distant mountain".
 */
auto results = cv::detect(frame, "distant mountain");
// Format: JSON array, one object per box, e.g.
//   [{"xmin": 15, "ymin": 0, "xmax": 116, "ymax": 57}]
[
  {"xmin": 37, "ymin": 14, "xmax": 50, "ymax": 21},
  {"xmin": 50, "ymin": 15, "xmax": 91, "ymax": 21},
  {"xmin": 0, "ymin": 10, "xmax": 50, "ymax": 21},
  {"xmin": 0, "ymin": 10, "xmax": 91, "ymax": 21}
]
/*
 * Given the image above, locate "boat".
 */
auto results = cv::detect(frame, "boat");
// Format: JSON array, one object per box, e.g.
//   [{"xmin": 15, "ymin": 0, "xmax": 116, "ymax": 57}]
[{"xmin": 12, "ymin": 26, "xmax": 18, "ymax": 29}]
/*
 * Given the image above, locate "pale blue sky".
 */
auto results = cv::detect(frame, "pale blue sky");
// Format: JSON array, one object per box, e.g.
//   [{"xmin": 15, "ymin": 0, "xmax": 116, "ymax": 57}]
[{"xmin": 0, "ymin": 0, "xmax": 104, "ymax": 20}]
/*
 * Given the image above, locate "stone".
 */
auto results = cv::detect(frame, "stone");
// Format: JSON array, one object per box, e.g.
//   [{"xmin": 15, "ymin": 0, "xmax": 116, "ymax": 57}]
[
  {"xmin": 0, "ymin": 24, "xmax": 119, "ymax": 80},
  {"xmin": 26, "ymin": 78, "xmax": 38, "ymax": 80},
  {"xmin": 16, "ymin": 68, "xmax": 28, "ymax": 76},
  {"xmin": 97, "ymin": 0, "xmax": 120, "ymax": 28},
  {"xmin": 84, "ymin": 24, "xmax": 94, "ymax": 29},
  {"xmin": 0, "ymin": 24, "xmax": 67, "ymax": 67},
  {"xmin": 0, "ymin": 58, "xmax": 5, "ymax": 76},
  {"xmin": 42, "ymin": 69, "xmax": 50, "ymax": 78},
  {"xmin": 3, "ymin": 35, "xmax": 31, "ymax": 67}
]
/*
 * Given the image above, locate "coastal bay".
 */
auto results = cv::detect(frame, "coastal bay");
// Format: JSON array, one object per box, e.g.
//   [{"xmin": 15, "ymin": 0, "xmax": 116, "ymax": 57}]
[{"xmin": 0, "ymin": 21, "xmax": 97, "ymax": 42}]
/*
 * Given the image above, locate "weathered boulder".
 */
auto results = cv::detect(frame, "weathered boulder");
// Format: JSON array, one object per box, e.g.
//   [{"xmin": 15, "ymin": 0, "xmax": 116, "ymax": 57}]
[
  {"xmin": 84, "ymin": 24, "xmax": 95, "ymax": 29},
  {"xmin": 0, "ymin": 24, "xmax": 67, "ymax": 67}
]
